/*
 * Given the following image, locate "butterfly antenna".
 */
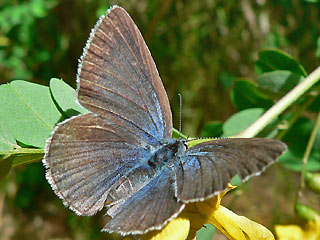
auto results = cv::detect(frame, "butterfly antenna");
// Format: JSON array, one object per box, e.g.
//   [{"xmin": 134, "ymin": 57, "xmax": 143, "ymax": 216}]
[
  {"xmin": 178, "ymin": 93, "xmax": 182, "ymax": 139},
  {"xmin": 186, "ymin": 136, "xmax": 218, "ymax": 143}
]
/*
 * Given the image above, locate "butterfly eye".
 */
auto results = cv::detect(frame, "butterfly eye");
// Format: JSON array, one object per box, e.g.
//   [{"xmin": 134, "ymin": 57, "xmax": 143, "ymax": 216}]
[{"xmin": 183, "ymin": 140, "xmax": 188, "ymax": 149}]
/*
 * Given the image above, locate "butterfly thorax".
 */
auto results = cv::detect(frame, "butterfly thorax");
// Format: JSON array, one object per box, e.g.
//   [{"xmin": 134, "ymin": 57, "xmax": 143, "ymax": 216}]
[{"xmin": 147, "ymin": 139, "xmax": 187, "ymax": 170}]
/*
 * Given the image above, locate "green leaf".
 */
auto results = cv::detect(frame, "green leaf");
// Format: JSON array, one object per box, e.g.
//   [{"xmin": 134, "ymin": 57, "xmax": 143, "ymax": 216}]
[
  {"xmin": 50, "ymin": 78, "xmax": 89, "ymax": 117},
  {"xmin": 197, "ymin": 224, "xmax": 216, "ymax": 240},
  {"xmin": 201, "ymin": 121, "xmax": 223, "ymax": 137},
  {"xmin": 256, "ymin": 50, "xmax": 307, "ymax": 77},
  {"xmin": 316, "ymin": 36, "xmax": 320, "ymax": 60},
  {"xmin": 308, "ymin": 95, "xmax": 320, "ymax": 112},
  {"xmin": 256, "ymin": 70, "xmax": 305, "ymax": 93},
  {"xmin": 231, "ymin": 175, "xmax": 242, "ymax": 186},
  {"xmin": 279, "ymin": 117, "xmax": 320, "ymax": 171},
  {"xmin": 0, "ymin": 118, "xmax": 17, "ymax": 151},
  {"xmin": 295, "ymin": 203, "xmax": 320, "ymax": 221},
  {"xmin": 11, "ymin": 153, "xmax": 44, "ymax": 167},
  {"xmin": 305, "ymin": 172, "xmax": 320, "ymax": 194},
  {"xmin": 284, "ymin": 117, "xmax": 320, "ymax": 153},
  {"xmin": 279, "ymin": 149, "xmax": 320, "ymax": 171},
  {"xmin": 0, "ymin": 156, "xmax": 12, "ymax": 182},
  {"xmin": 230, "ymin": 80, "xmax": 273, "ymax": 110},
  {"xmin": 0, "ymin": 80, "xmax": 62, "ymax": 148},
  {"xmin": 222, "ymin": 108, "xmax": 265, "ymax": 137}
]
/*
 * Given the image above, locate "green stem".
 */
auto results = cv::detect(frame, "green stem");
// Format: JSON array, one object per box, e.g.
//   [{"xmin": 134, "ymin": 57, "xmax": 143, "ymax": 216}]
[
  {"xmin": 235, "ymin": 65, "xmax": 320, "ymax": 138},
  {"xmin": 300, "ymin": 111, "xmax": 320, "ymax": 189},
  {"xmin": 173, "ymin": 128, "xmax": 188, "ymax": 139},
  {"xmin": 0, "ymin": 148, "xmax": 44, "ymax": 156}
]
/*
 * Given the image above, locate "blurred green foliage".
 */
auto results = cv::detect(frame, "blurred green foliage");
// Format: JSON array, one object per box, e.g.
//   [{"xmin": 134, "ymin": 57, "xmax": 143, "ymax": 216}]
[
  {"xmin": 0, "ymin": 0, "xmax": 320, "ymax": 239},
  {"xmin": 1, "ymin": 0, "xmax": 320, "ymax": 135}
]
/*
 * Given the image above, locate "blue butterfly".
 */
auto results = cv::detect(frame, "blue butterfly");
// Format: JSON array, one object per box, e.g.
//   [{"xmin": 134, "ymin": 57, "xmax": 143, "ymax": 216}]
[{"xmin": 43, "ymin": 5, "xmax": 287, "ymax": 236}]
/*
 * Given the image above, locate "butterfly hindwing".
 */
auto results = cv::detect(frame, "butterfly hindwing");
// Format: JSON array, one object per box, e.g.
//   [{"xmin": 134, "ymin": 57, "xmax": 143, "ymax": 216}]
[
  {"xmin": 176, "ymin": 138, "xmax": 287, "ymax": 202},
  {"xmin": 43, "ymin": 113, "xmax": 154, "ymax": 216},
  {"xmin": 103, "ymin": 167, "xmax": 184, "ymax": 235}
]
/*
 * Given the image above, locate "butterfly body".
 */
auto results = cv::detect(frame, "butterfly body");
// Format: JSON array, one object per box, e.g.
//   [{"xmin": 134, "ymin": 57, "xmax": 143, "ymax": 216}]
[
  {"xmin": 147, "ymin": 138, "xmax": 186, "ymax": 170},
  {"xmin": 104, "ymin": 139, "xmax": 184, "ymax": 205},
  {"xmin": 43, "ymin": 5, "xmax": 287, "ymax": 236}
]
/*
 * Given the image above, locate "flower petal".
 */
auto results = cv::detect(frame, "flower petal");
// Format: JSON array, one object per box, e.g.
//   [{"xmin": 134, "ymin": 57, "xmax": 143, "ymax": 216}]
[
  {"xmin": 141, "ymin": 216, "xmax": 190, "ymax": 240},
  {"xmin": 275, "ymin": 219, "xmax": 320, "ymax": 240},
  {"xmin": 209, "ymin": 205, "xmax": 275, "ymax": 240},
  {"xmin": 184, "ymin": 183, "xmax": 236, "ymax": 239}
]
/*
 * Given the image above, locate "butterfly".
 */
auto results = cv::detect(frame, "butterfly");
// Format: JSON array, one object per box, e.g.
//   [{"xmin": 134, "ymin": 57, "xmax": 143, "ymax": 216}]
[{"xmin": 43, "ymin": 5, "xmax": 287, "ymax": 236}]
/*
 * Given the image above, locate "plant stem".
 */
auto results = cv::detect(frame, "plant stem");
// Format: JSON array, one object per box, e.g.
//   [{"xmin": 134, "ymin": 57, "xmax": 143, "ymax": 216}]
[
  {"xmin": 300, "ymin": 111, "xmax": 320, "ymax": 189},
  {"xmin": 0, "ymin": 148, "xmax": 44, "ymax": 156},
  {"xmin": 173, "ymin": 128, "xmax": 188, "ymax": 139},
  {"xmin": 235, "ymin": 65, "xmax": 320, "ymax": 138}
]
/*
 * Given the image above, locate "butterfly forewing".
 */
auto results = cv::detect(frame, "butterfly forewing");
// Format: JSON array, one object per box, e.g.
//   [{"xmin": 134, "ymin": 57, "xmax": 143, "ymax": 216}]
[
  {"xmin": 77, "ymin": 6, "xmax": 172, "ymax": 141},
  {"xmin": 176, "ymin": 138, "xmax": 287, "ymax": 202}
]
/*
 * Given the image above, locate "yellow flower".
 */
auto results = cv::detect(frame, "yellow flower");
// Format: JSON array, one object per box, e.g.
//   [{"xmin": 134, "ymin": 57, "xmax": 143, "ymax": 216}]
[
  {"xmin": 275, "ymin": 218, "xmax": 320, "ymax": 240},
  {"xmin": 140, "ymin": 184, "xmax": 275, "ymax": 240}
]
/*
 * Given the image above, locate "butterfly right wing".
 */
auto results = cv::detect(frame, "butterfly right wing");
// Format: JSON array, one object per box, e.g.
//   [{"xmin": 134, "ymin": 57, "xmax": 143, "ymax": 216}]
[
  {"xmin": 43, "ymin": 113, "xmax": 154, "ymax": 216},
  {"xmin": 176, "ymin": 138, "xmax": 287, "ymax": 203}
]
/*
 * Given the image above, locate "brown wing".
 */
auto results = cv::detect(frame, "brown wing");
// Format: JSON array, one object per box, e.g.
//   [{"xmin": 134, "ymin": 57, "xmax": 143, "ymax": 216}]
[
  {"xmin": 77, "ymin": 6, "xmax": 172, "ymax": 143},
  {"xmin": 176, "ymin": 138, "xmax": 287, "ymax": 202},
  {"xmin": 103, "ymin": 167, "xmax": 184, "ymax": 235},
  {"xmin": 43, "ymin": 113, "xmax": 154, "ymax": 216}
]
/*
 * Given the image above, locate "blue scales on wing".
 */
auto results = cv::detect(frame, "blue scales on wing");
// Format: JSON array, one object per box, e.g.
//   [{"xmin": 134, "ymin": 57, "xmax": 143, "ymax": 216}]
[
  {"xmin": 77, "ymin": 6, "xmax": 172, "ymax": 143},
  {"xmin": 44, "ymin": 113, "xmax": 154, "ymax": 216},
  {"xmin": 104, "ymin": 167, "xmax": 184, "ymax": 235}
]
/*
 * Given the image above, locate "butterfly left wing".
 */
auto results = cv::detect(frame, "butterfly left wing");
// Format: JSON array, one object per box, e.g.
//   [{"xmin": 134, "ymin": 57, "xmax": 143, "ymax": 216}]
[{"xmin": 175, "ymin": 138, "xmax": 287, "ymax": 202}]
